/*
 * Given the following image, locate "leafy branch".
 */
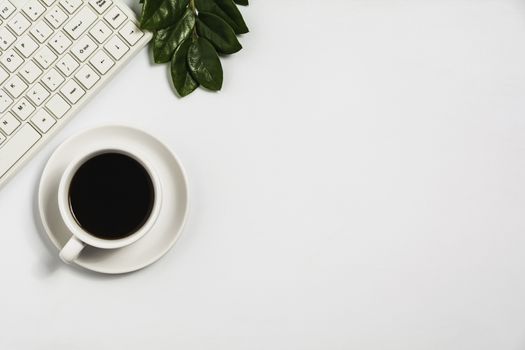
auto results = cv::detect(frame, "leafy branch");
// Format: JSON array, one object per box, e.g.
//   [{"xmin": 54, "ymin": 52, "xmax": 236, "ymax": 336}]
[{"xmin": 139, "ymin": 0, "xmax": 249, "ymax": 97}]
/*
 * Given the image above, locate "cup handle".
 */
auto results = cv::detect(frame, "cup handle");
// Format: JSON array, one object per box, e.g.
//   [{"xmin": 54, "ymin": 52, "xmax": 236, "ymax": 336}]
[{"xmin": 59, "ymin": 236, "xmax": 85, "ymax": 264}]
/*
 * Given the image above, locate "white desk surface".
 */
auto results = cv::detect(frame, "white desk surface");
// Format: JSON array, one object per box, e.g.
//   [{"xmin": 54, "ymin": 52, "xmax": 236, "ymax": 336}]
[{"xmin": 2, "ymin": 0, "xmax": 525, "ymax": 348}]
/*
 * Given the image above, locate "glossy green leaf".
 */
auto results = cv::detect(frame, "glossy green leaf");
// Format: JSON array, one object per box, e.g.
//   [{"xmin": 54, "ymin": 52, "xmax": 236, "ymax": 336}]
[
  {"xmin": 197, "ymin": 12, "xmax": 241, "ymax": 54},
  {"xmin": 139, "ymin": 0, "xmax": 188, "ymax": 30},
  {"xmin": 153, "ymin": 9, "xmax": 195, "ymax": 63},
  {"xmin": 171, "ymin": 39, "xmax": 199, "ymax": 96},
  {"xmin": 195, "ymin": 0, "xmax": 248, "ymax": 34},
  {"xmin": 233, "ymin": 0, "xmax": 248, "ymax": 5},
  {"xmin": 187, "ymin": 37, "xmax": 223, "ymax": 90}
]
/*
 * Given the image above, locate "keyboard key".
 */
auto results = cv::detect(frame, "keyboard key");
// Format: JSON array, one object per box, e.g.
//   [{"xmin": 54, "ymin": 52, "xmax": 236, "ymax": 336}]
[
  {"xmin": 0, "ymin": 112, "xmax": 21, "ymax": 135},
  {"xmin": 46, "ymin": 94, "xmax": 70, "ymax": 118},
  {"xmin": 60, "ymin": 79, "xmax": 84, "ymax": 103},
  {"xmin": 34, "ymin": 46, "xmax": 57, "ymax": 69},
  {"xmin": 72, "ymin": 35, "xmax": 97, "ymax": 62},
  {"xmin": 0, "ymin": 89, "xmax": 13, "ymax": 112},
  {"xmin": 104, "ymin": 6, "xmax": 127, "ymax": 29},
  {"xmin": 104, "ymin": 36, "xmax": 128, "ymax": 60},
  {"xmin": 19, "ymin": 61, "xmax": 43, "ymax": 83},
  {"xmin": 59, "ymin": 0, "xmax": 82, "ymax": 14},
  {"xmin": 27, "ymin": 83, "xmax": 50, "ymax": 106},
  {"xmin": 0, "ymin": 133, "xmax": 5, "ymax": 145},
  {"xmin": 22, "ymin": 0, "xmax": 46, "ymax": 20},
  {"xmin": 56, "ymin": 53, "xmax": 79, "ymax": 76},
  {"xmin": 15, "ymin": 35, "xmax": 39, "ymax": 57},
  {"xmin": 119, "ymin": 21, "xmax": 144, "ymax": 46},
  {"xmin": 30, "ymin": 20, "xmax": 53, "ymax": 43},
  {"xmin": 12, "ymin": 98, "xmax": 35, "ymax": 120},
  {"xmin": 4, "ymin": 75, "xmax": 28, "ymax": 98},
  {"xmin": 42, "ymin": 68, "xmax": 64, "ymax": 91},
  {"xmin": 8, "ymin": 13, "xmax": 31, "ymax": 35},
  {"xmin": 49, "ymin": 31, "xmax": 72, "ymax": 54},
  {"xmin": 64, "ymin": 7, "xmax": 97, "ymax": 39},
  {"xmin": 0, "ymin": 124, "xmax": 41, "ymax": 178},
  {"xmin": 1, "ymin": 49, "xmax": 23, "ymax": 72},
  {"xmin": 0, "ymin": 67, "xmax": 8, "ymax": 84},
  {"xmin": 0, "ymin": 0, "xmax": 15, "ymax": 19},
  {"xmin": 89, "ymin": 21, "xmax": 111, "ymax": 43},
  {"xmin": 45, "ymin": 6, "xmax": 68, "ymax": 28},
  {"xmin": 89, "ymin": 0, "xmax": 112, "ymax": 14},
  {"xmin": 31, "ymin": 110, "xmax": 56, "ymax": 133},
  {"xmin": 0, "ymin": 26, "xmax": 16, "ymax": 49},
  {"xmin": 89, "ymin": 50, "xmax": 114, "ymax": 74},
  {"xmin": 75, "ymin": 65, "xmax": 99, "ymax": 89}
]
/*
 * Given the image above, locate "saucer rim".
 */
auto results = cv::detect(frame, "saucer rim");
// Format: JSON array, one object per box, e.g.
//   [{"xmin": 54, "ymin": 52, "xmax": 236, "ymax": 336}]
[{"xmin": 38, "ymin": 124, "xmax": 190, "ymax": 274}]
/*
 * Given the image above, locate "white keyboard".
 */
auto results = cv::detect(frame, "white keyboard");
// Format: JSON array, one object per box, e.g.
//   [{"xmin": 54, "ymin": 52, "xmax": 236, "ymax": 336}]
[{"xmin": 0, "ymin": 0, "xmax": 151, "ymax": 188}]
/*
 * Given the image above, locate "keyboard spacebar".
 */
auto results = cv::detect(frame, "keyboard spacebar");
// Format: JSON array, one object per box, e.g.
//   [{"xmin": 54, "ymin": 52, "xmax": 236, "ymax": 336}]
[{"xmin": 0, "ymin": 125, "xmax": 41, "ymax": 178}]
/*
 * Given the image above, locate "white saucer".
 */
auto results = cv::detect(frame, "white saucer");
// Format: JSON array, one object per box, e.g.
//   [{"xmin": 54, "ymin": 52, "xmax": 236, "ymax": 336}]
[{"xmin": 38, "ymin": 125, "xmax": 189, "ymax": 274}]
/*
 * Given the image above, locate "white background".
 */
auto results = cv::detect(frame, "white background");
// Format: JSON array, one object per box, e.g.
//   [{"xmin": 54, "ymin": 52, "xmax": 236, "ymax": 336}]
[{"xmin": 1, "ymin": 0, "xmax": 525, "ymax": 348}]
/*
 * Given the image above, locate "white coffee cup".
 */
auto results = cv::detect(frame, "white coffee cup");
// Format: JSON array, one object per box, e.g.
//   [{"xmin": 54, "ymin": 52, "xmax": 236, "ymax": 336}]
[{"xmin": 58, "ymin": 147, "xmax": 162, "ymax": 263}]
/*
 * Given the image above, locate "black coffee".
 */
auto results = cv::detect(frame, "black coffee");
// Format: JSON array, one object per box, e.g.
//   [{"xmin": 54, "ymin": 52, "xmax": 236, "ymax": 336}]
[{"xmin": 68, "ymin": 152, "xmax": 155, "ymax": 240}]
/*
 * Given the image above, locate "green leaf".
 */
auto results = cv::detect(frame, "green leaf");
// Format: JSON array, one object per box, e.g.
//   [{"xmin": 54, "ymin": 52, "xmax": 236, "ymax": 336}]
[
  {"xmin": 140, "ymin": 0, "xmax": 188, "ymax": 30},
  {"xmin": 195, "ymin": 0, "xmax": 248, "ymax": 34},
  {"xmin": 187, "ymin": 37, "xmax": 223, "ymax": 90},
  {"xmin": 171, "ymin": 39, "xmax": 199, "ymax": 96},
  {"xmin": 153, "ymin": 9, "xmax": 195, "ymax": 63},
  {"xmin": 233, "ymin": 0, "xmax": 248, "ymax": 5},
  {"xmin": 197, "ymin": 12, "xmax": 241, "ymax": 54}
]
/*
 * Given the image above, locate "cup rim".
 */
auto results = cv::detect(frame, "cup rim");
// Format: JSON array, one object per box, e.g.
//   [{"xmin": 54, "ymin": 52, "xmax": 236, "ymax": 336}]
[{"xmin": 57, "ymin": 147, "xmax": 162, "ymax": 250}]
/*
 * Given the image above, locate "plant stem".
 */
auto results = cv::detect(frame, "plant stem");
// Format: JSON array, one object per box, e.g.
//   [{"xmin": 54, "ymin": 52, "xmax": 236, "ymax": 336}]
[{"xmin": 190, "ymin": 0, "xmax": 198, "ymax": 40}]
